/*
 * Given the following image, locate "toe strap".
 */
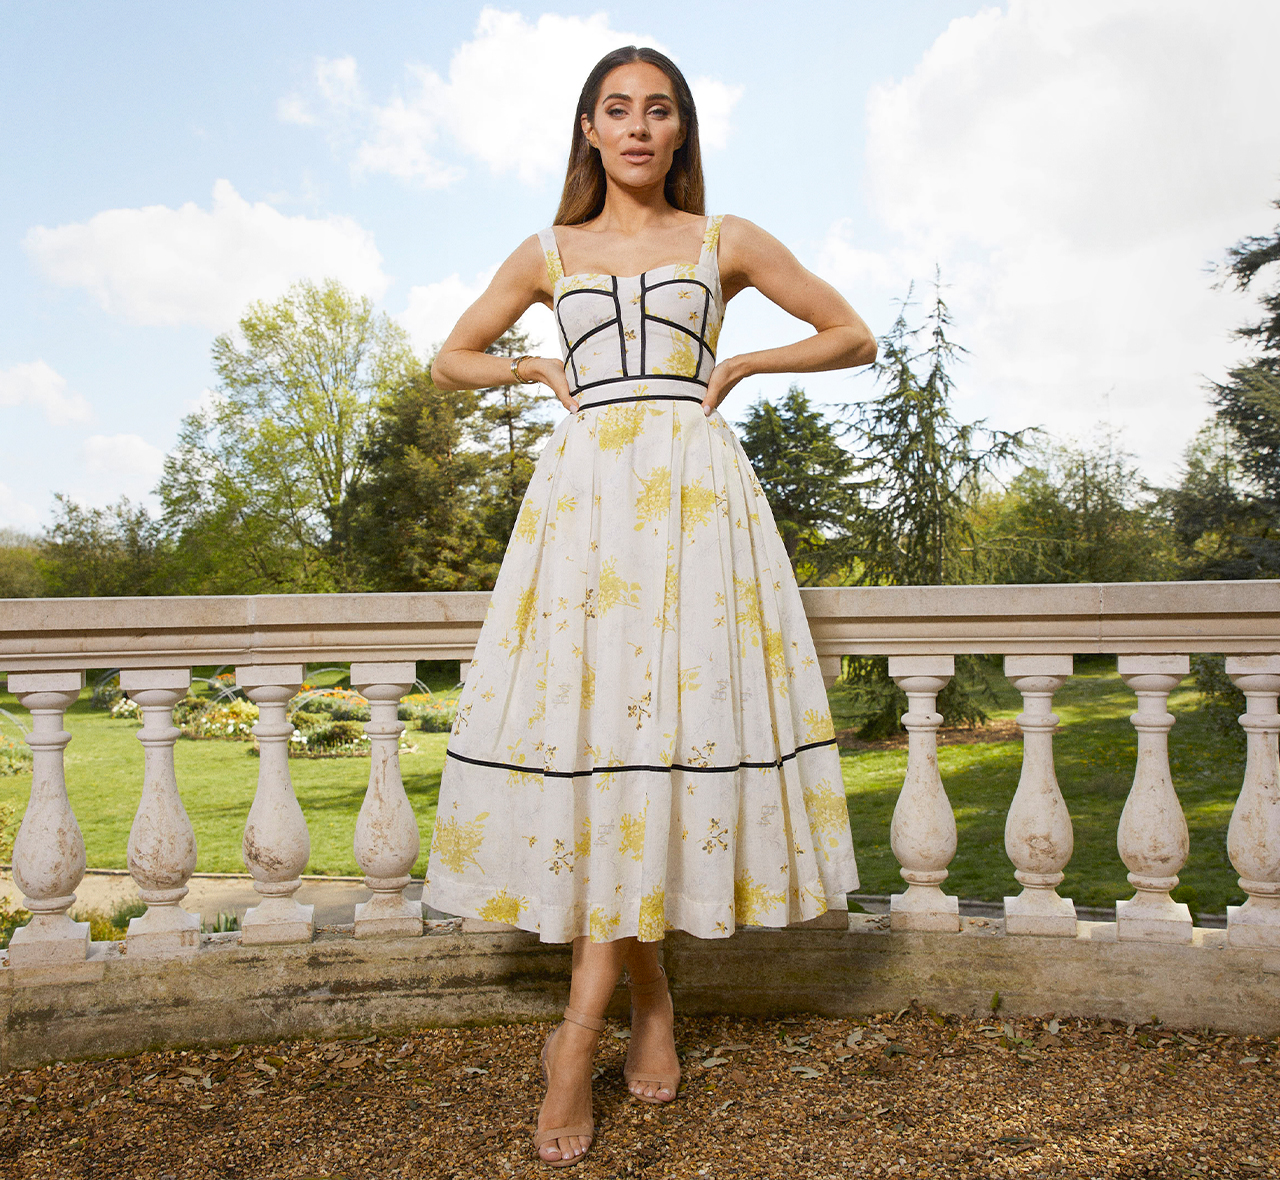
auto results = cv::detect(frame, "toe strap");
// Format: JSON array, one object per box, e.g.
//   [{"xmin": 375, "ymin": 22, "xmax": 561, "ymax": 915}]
[{"xmin": 533, "ymin": 1122, "xmax": 595, "ymax": 1148}]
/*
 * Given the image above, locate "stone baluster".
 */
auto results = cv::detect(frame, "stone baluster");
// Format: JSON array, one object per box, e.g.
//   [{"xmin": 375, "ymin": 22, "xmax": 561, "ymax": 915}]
[
  {"xmin": 6, "ymin": 672, "xmax": 90, "ymax": 967},
  {"xmin": 887, "ymin": 656, "xmax": 960, "ymax": 932},
  {"xmin": 1115, "ymin": 655, "xmax": 1193, "ymax": 943},
  {"xmin": 121, "ymin": 669, "xmax": 201, "ymax": 958},
  {"xmin": 817, "ymin": 656, "xmax": 843, "ymax": 689},
  {"xmin": 1003, "ymin": 656, "xmax": 1078, "ymax": 936},
  {"xmin": 236, "ymin": 665, "xmax": 314, "ymax": 944},
  {"xmin": 1224, "ymin": 655, "xmax": 1280, "ymax": 948},
  {"xmin": 458, "ymin": 660, "xmax": 471, "ymax": 686},
  {"xmin": 350, "ymin": 663, "xmax": 423, "ymax": 938}
]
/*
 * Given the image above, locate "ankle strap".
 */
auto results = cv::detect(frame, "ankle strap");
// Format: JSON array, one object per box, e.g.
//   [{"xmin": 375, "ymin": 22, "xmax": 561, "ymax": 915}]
[
  {"xmin": 627, "ymin": 965, "xmax": 668, "ymax": 997},
  {"xmin": 563, "ymin": 1006, "xmax": 606, "ymax": 1032}
]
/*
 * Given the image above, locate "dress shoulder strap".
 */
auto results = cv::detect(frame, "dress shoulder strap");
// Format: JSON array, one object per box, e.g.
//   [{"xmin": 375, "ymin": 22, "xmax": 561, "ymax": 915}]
[
  {"xmin": 537, "ymin": 227, "xmax": 565, "ymax": 285},
  {"xmin": 698, "ymin": 214, "xmax": 726, "ymax": 266}
]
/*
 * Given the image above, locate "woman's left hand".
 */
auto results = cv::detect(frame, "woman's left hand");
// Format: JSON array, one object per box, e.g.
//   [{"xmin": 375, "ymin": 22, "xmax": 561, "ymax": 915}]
[{"xmin": 702, "ymin": 356, "xmax": 745, "ymax": 416}]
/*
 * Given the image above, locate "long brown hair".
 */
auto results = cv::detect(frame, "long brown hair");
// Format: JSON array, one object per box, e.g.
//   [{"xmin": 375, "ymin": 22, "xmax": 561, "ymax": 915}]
[{"xmin": 554, "ymin": 46, "xmax": 706, "ymax": 226}]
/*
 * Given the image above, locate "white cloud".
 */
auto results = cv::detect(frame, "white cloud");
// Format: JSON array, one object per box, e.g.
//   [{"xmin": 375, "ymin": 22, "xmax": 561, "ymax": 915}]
[
  {"xmin": 81, "ymin": 434, "xmax": 166, "ymax": 482},
  {"xmin": 24, "ymin": 179, "xmax": 390, "ymax": 330},
  {"xmin": 845, "ymin": 0, "xmax": 1280, "ymax": 478},
  {"xmin": 289, "ymin": 8, "xmax": 740, "ymax": 188},
  {"xmin": 0, "ymin": 360, "xmax": 92, "ymax": 425},
  {"xmin": 0, "ymin": 482, "xmax": 43, "ymax": 531},
  {"xmin": 399, "ymin": 266, "xmax": 554, "ymax": 358}
]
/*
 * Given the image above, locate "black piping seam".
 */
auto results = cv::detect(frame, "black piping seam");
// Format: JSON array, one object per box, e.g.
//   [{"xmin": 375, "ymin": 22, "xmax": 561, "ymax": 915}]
[
  {"xmin": 563, "ymin": 317, "xmax": 621, "ymax": 366},
  {"xmin": 695, "ymin": 287, "xmax": 710, "ymax": 375},
  {"xmin": 576, "ymin": 394, "xmax": 704, "ymax": 412},
  {"xmin": 571, "ymin": 373, "xmax": 709, "ymax": 394},
  {"xmin": 446, "ymin": 737, "xmax": 838, "ymax": 779},
  {"xmin": 645, "ymin": 313, "xmax": 709, "ymax": 347},
  {"xmin": 644, "ymin": 277, "xmax": 717, "ymax": 301},
  {"xmin": 612, "ymin": 277, "xmax": 627, "ymax": 377},
  {"xmin": 639, "ymin": 273, "xmax": 648, "ymax": 374}
]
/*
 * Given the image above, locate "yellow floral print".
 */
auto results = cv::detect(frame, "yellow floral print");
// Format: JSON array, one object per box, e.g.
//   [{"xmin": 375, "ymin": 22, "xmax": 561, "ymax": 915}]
[
  {"xmin": 652, "ymin": 330, "xmax": 698, "ymax": 378},
  {"xmin": 590, "ymin": 907, "xmax": 621, "ymax": 942},
  {"xmin": 634, "ymin": 466, "xmax": 672, "ymax": 530},
  {"xmin": 574, "ymin": 816, "xmax": 592, "ymax": 860},
  {"xmin": 658, "ymin": 544, "xmax": 678, "ymax": 632},
  {"xmin": 478, "ymin": 888, "xmax": 525, "ymax": 924},
  {"xmin": 734, "ymin": 872, "xmax": 785, "ymax": 925},
  {"xmin": 580, "ymin": 660, "xmax": 596, "ymax": 710},
  {"xmin": 638, "ymin": 886, "xmax": 667, "ymax": 941},
  {"xmin": 511, "ymin": 586, "xmax": 538, "ymax": 650},
  {"xmin": 802, "ymin": 778, "xmax": 849, "ymax": 853},
  {"xmin": 433, "ymin": 812, "xmax": 490, "ymax": 875},
  {"xmin": 805, "ymin": 708, "xmax": 836, "ymax": 743},
  {"xmin": 680, "ymin": 480, "xmax": 716, "ymax": 535},
  {"xmin": 514, "ymin": 503, "xmax": 541, "ymax": 543},
  {"xmin": 619, "ymin": 799, "xmax": 648, "ymax": 860},
  {"xmin": 598, "ymin": 402, "xmax": 658, "ymax": 455},
  {"xmin": 597, "ymin": 558, "xmax": 641, "ymax": 613}
]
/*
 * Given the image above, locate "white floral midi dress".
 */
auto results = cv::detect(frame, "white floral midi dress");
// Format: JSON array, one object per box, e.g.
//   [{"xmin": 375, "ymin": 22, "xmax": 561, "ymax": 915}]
[{"xmin": 423, "ymin": 215, "xmax": 859, "ymax": 943}]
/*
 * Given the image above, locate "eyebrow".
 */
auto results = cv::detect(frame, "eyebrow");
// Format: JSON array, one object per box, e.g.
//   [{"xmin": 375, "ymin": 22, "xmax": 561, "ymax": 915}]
[{"xmin": 602, "ymin": 91, "xmax": 674, "ymax": 103}]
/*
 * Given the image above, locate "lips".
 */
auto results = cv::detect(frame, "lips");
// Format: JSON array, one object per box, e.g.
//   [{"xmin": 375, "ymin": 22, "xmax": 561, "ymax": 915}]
[{"xmin": 622, "ymin": 151, "xmax": 654, "ymax": 163}]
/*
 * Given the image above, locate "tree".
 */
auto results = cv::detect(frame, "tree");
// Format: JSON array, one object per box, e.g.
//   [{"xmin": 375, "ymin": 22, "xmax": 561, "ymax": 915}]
[
  {"xmin": 471, "ymin": 328, "xmax": 555, "ymax": 548},
  {"xmin": 738, "ymin": 386, "xmax": 864, "ymax": 584},
  {"xmin": 969, "ymin": 431, "xmax": 1176, "ymax": 584},
  {"xmin": 38, "ymin": 496, "xmax": 173, "ymax": 597},
  {"xmin": 1170, "ymin": 194, "xmax": 1280, "ymax": 578},
  {"xmin": 348, "ymin": 371, "xmax": 500, "ymax": 591},
  {"xmin": 158, "ymin": 279, "xmax": 419, "ymax": 592},
  {"xmin": 839, "ymin": 280, "xmax": 1030, "ymax": 587},
  {"xmin": 0, "ymin": 528, "xmax": 44, "ymax": 598}
]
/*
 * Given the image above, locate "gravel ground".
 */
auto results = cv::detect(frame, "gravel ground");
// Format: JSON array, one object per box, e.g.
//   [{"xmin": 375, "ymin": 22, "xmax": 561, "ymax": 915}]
[{"xmin": 1, "ymin": 1007, "xmax": 1276, "ymax": 1179}]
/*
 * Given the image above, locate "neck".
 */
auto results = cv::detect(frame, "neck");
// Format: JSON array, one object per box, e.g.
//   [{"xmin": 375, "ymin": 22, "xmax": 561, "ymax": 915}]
[{"xmin": 594, "ymin": 178, "xmax": 679, "ymax": 234}]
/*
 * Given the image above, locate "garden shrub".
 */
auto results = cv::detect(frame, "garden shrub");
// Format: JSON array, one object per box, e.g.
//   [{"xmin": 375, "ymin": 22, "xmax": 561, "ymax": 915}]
[
  {"xmin": 1191, "ymin": 653, "xmax": 1247, "ymax": 745},
  {"xmin": 0, "ymin": 736, "xmax": 32, "ymax": 776}
]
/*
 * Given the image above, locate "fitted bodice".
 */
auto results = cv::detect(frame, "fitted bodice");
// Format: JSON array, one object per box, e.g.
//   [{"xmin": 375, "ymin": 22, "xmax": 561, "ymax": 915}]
[{"xmin": 538, "ymin": 216, "xmax": 725, "ymax": 410}]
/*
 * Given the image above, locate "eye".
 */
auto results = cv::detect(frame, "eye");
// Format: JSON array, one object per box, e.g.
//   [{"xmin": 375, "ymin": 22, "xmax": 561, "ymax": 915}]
[
  {"xmin": 605, "ymin": 105, "xmax": 627, "ymax": 118},
  {"xmin": 648, "ymin": 105, "xmax": 671, "ymax": 119}
]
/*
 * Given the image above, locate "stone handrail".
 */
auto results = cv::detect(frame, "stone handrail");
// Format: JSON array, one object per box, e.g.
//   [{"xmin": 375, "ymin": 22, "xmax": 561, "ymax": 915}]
[{"xmin": 2, "ymin": 580, "xmax": 1279, "ymax": 1063}]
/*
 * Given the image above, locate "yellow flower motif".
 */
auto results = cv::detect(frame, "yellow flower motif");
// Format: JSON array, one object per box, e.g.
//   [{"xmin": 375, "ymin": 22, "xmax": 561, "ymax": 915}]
[
  {"xmin": 597, "ymin": 558, "xmax": 642, "ymax": 613},
  {"xmin": 734, "ymin": 872, "xmax": 785, "ymax": 925},
  {"xmin": 652, "ymin": 330, "xmax": 697, "ymax": 377},
  {"xmin": 657, "ymin": 545, "xmax": 679, "ymax": 632},
  {"xmin": 619, "ymin": 799, "xmax": 648, "ymax": 860},
  {"xmin": 804, "ymin": 708, "xmax": 836, "ymax": 743},
  {"xmin": 556, "ymin": 494, "xmax": 578, "ymax": 515},
  {"xmin": 477, "ymin": 888, "xmax": 525, "ymax": 925},
  {"xmin": 764, "ymin": 625, "xmax": 787, "ymax": 688},
  {"xmin": 634, "ymin": 465, "xmax": 672, "ymax": 529},
  {"xmin": 803, "ymin": 778, "xmax": 848, "ymax": 852},
  {"xmin": 574, "ymin": 815, "xmax": 592, "ymax": 860},
  {"xmin": 638, "ymin": 886, "xmax": 667, "ymax": 941},
  {"xmin": 579, "ymin": 660, "xmax": 596, "ymax": 710},
  {"xmin": 590, "ymin": 907, "xmax": 621, "ymax": 942},
  {"xmin": 514, "ymin": 503, "xmax": 541, "ymax": 543},
  {"xmin": 680, "ymin": 480, "xmax": 716, "ymax": 535},
  {"xmin": 432, "ymin": 812, "xmax": 490, "ymax": 874},
  {"xmin": 733, "ymin": 575, "xmax": 762, "ymax": 637},
  {"xmin": 598, "ymin": 401, "xmax": 659, "ymax": 454},
  {"xmin": 544, "ymin": 248, "xmax": 564, "ymax": 282},
  {"xmin": 511, "ymin": 586, "xmax": 538, "ymax": 650},
  {"xmin": 677, "ymin": 666, "xmax": 701, "ymax": 703}
]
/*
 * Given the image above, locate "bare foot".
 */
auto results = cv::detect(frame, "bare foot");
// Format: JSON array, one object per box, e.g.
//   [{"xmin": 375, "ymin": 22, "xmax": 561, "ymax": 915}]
[
  {"xmin": 536, "ymin": 1020, "xmax": 598, "ymax": 1164},
  {"xmin": 624, "ymin": 974, "xmax": 681, "ymax": 1102}
]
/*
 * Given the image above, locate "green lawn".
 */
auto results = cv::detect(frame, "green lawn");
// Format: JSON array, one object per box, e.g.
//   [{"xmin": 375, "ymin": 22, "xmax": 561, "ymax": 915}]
[{"xmin": 0, "ymin": 656, "xmax": 1249, "ymax": 913}]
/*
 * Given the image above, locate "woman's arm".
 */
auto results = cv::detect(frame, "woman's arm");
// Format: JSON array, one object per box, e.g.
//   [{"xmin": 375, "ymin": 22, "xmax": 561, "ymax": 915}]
[
  {"xmin": 431, "ymin": 235, "xmax": 578, "ymax": 412},
  {"xmin": 704, "ymin": 216, "xmax": 877, "ymax": 415}
]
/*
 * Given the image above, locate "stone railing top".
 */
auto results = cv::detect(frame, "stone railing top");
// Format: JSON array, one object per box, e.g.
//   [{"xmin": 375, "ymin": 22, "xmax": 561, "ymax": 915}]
[{"xmin": 0, "ymin": 581, "xmax": 1277, "ymax": 672}]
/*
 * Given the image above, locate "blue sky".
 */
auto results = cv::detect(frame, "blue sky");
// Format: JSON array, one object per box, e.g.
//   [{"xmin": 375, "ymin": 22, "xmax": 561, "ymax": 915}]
[{"xmin": 3, "ymin": 1, "xmax": 1279, "ymax": 531}]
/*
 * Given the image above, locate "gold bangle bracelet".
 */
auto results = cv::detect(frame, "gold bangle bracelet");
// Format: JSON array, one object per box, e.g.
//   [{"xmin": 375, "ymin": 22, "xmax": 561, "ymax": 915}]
[{"xmin": 511, "ymin": 355, "xmax": 535, "ymax": 384}]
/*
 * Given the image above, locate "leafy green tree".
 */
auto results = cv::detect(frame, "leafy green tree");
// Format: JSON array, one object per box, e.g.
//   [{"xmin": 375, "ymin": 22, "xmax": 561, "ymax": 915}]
[
  {"xmin": 969, "ymin": 432, "xmax": 1176, "ymax": 584},
  {"xmin": 840, "ymin": 280, "xmax": 1030, "ymax": 587},
  {"xmin": 0, "ymin": 528, "xmax": 45, "ymax": 597},
  {"xmin": 739, "ymin": 386, "xmax": 865, "ymax": 584},
  {"xmin": 159, "ymin": 279, "xmax": 419, "ymax": 592},
  {"xmin": 348, "ymin": 371, "xmax": 500, "ymax": 591},
  {"xmin": 38, "ymin": 496, "xmax": 173, "ymax": 597},
  {"xmin": 471, "ymin": 327, "xmax": 555, "ymax": 547}
]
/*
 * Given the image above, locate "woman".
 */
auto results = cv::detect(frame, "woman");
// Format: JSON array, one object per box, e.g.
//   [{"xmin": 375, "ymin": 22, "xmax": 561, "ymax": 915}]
[{"xmin": 426, "ymin": 45, "xmax": 875, "ymax": 1167}]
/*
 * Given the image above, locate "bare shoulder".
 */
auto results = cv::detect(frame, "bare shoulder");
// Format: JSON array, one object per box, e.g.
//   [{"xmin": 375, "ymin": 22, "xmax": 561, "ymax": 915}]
[
  {"xmin": 492, "ymin": 231, "xmax": 555, "ymax": 304},
  {"xmin": 718, "ymin": 215, "xmax": 798, "ymax": 300}
]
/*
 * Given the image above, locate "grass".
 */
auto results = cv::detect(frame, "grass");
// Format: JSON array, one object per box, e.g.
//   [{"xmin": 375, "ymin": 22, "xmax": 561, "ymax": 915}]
[{"xmin": 0, "ymin": 656, "xmax": 1250, "ymax": 914}]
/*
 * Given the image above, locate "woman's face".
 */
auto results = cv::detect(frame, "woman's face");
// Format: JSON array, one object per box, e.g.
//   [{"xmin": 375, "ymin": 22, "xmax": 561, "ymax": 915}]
[{"xmin": 582, "ymin": 61, "xmax": 685, "ymax": 191}]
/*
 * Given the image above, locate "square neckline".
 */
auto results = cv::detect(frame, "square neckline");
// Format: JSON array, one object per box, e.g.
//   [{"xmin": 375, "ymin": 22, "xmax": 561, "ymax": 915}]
[{"xmin": 546, "ymin": 216, "xmax": 723, "ymax": 286}]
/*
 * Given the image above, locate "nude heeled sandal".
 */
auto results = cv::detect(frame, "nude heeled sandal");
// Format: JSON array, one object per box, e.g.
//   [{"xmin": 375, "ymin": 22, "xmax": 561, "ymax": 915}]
[
  {"xmin": 534, "ymin": 1006, "xmax": 605, "ymax": 1167},
  {"xmin": 623, "ymin": 966, "xmax": 681, "ymax": 1103}
]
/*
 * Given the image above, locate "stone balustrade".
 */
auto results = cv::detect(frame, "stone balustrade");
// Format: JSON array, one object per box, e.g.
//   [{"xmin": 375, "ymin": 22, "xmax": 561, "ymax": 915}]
[{"xmin": 1, "ymin": 582, "xmax": 1279, "ymax": 1066}]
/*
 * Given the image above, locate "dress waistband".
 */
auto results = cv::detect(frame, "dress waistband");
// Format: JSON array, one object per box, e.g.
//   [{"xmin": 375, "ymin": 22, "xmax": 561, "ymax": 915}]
[{"xmin": 571, "ymin": 374, "xmax": 709, "ymax": 412}]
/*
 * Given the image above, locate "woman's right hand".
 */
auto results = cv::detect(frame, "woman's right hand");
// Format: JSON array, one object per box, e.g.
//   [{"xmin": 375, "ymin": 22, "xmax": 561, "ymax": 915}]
[{"xmin": 522, "ymin": 356, "xmax": 578, "ymax": 413}]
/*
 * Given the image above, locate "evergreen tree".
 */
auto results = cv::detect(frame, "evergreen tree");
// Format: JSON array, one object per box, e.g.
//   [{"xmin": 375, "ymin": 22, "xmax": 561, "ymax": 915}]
[{"xmin": 738, "ymin": 386, "xmax": 864, "ymax": 584}]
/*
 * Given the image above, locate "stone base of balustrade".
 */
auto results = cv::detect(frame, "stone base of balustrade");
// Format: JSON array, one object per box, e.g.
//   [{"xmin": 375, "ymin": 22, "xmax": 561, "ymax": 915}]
[
  {"xmin": 241, "ymin": 901, "xmax": 316, "ymax": 946},
  {"xmin": 889, "ymin": 890, "xmax": 960, "ymax": 932},
  {"xmin": 1004, "ymin": 892, "xmax": 1078, "ymax": 938},
  {"xmin": 6, "ymin": 918, "xmax": 91, "ymax": 968},
  {"xmin": 1226, "ymin": 903, "xmax": 1280, "ymax": 948},
  {"xmin": 4, "ymin": 915, "xmax": 1280, "ymax": 1072},
  {"xmin": 353, "ymin": 896, "xmax": 424, "ymax": 939},
  {"xmin": 1115, "ymin": 897, "xmax": 1194, "ymax": 944},
  {"xmin": 126, "ymin": 909, "xmax": 202, "ymax": 960}
]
